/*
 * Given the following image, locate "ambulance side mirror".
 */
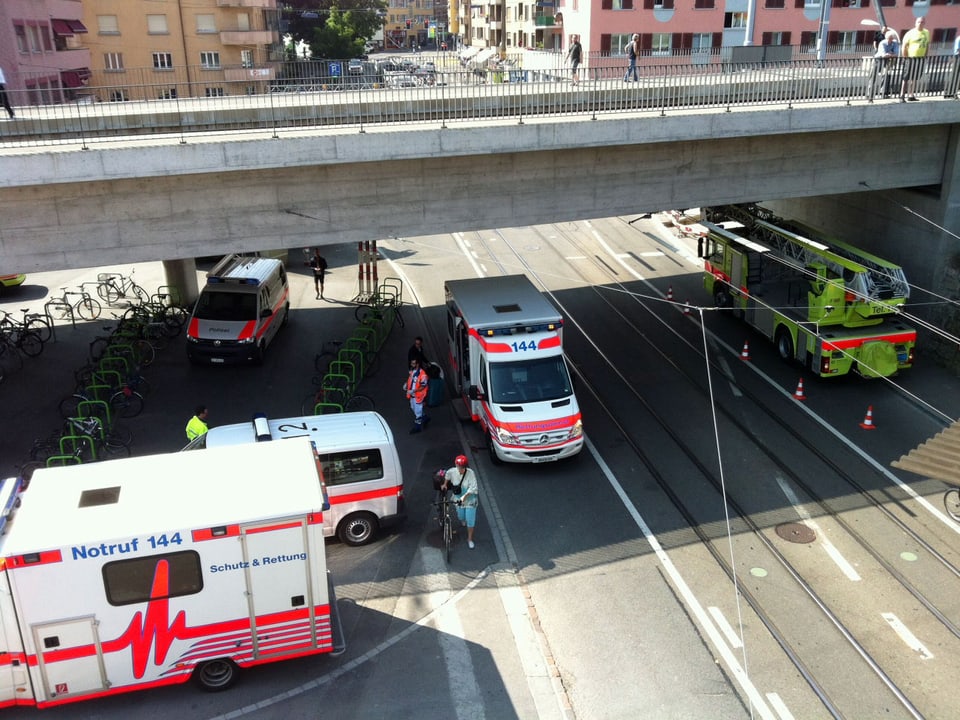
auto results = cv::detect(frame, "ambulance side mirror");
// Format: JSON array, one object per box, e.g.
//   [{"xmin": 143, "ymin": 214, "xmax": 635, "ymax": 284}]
[
  {"xmin": 468, "ymin": 385, "xmax": 483, "ymax": 401},
  {"xmin": 260, "ymin": 307, "xmax": 273, "ymax": 319}
]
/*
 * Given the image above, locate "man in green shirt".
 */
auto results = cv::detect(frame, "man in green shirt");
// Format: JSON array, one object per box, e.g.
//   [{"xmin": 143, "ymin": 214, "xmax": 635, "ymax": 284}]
[{"xmin": 900, "ymin": 17, "xmax": 930, "ymax": 102}]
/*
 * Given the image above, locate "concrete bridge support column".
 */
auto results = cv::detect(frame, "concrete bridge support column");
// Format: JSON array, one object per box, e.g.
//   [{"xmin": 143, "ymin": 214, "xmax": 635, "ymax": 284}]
[{"xmin": 161, "ymin": 258, "xmax": 199, "ymax": 308}]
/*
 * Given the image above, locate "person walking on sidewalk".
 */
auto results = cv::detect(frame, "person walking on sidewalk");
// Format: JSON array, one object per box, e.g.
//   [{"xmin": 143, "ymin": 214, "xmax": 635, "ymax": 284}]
[
  {"xmin": 185, "ymin": 405, "xmax": 209, "ymax": 442},
  {"xmin": 404, "ymin": 357, "xmax": 430, "ymax": 433},
  {"xmin": 306, "ymin": 248, "xmax": 328, "ymax": 299},
  {"xmin": 441, "ymin": 454, "xmax": 479, "ymax": 549},
  {"xmin": 623, "ymin": 34, "xmax": 640, "ymax": 82},
  {"xmin": 567, "ymin": 35, "xmax": 583, "ymax": 85}
]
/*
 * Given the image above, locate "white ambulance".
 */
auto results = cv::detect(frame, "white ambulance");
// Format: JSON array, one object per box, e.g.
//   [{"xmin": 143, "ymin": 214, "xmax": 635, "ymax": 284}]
[
  {"xmin": 186, "ymin": 254, "xmax": 290, "ymax": 365},
  {"xmin": 200, "ymin": 412, "xmax": 405, "ymax": 546},
  {"xmin": 445, "ymin": 274, "xmax": 583, "ymax": 463},
  {"xmin": 0, "ymin": 439, "xmax": 344, "ymax": 709}
]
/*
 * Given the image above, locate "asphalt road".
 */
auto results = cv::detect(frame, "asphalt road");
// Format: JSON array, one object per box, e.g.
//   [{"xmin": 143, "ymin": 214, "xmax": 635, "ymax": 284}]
[{"xmin": 2, "ymin": 216, "xmax": 960, "ymax": 719}]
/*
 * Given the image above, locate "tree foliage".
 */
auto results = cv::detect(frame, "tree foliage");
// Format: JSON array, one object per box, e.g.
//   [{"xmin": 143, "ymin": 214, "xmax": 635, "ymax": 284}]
[{"xmin": 281, "ymin": 1, "xmax": 387, "ymax": 58}]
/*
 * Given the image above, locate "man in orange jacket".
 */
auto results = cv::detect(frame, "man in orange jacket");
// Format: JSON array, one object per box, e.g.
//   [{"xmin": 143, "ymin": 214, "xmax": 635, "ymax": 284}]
[{"xmin": 404, "ymin": 357, "xmax": 430, "ymax": 433}]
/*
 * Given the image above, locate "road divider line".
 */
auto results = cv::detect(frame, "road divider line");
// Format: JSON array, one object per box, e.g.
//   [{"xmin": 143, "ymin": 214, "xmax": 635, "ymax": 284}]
[{"xmin": 881, "ymin": 612, "xmax": 933, "ymax": 660}]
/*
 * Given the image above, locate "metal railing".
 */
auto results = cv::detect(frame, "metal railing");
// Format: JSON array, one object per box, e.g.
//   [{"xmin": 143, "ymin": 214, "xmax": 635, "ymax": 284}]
[{"xmin": 2, "ymin": 52, "xmax": 958, "ymax": 149}]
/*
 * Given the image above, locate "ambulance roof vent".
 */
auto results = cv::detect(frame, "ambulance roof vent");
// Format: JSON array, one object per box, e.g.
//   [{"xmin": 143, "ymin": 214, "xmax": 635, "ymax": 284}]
[
  {"xmin": 493, "ymin": 303, "xmax": 521, "ymax": 314},
  {"xmin": 252, "ymin": 413, "xmax": 273, "ymax": 442},
  {"xmin": 79, "ymin": 486, "xmax": 121, "ymax": 508}
]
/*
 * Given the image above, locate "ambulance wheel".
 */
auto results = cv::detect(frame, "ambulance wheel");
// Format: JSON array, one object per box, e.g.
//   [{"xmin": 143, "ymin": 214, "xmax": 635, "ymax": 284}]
[
  {"xmin": 253, "ymin": 341, "xmax": 265, "ymax": 365},
  {"xmin": 337, "ymin": 512, "xmax": 378, "ymax": 546},
  {"xmin": 281, "ymin": 303, "xmax": 290, "ymax": 327},
  {"xmin": 486, "ymin": 433, "xmax": 504, "ymax": 466},
  {"xmin": 775, "ymin": 327, "xmax": 794, "ymax": 362},
  {"xmin": 194, "ymin": 658, "xmax": 238, "ymax": 692}
]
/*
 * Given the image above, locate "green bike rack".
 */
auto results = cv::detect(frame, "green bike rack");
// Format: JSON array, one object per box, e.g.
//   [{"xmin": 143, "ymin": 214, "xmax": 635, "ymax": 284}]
[
  {"xmin": 60, "ymin": 434, "xmax": 95, "ymax": 462},
  {"xmin": 93, "ymin": 369, "xmax": 124, "ymax": 393},
  {"xmin": 332, "ymin": 356, "xmax": 359, "ymax": 387},
  {"xmin": 341, "ymin": 342, "xmax": 367, "ymax": 378},
  {"xmin": 311, "ymin": 401, "xmax": 344, "ymax": 415},
  {"xmin": 84, "ymin": 383, "xmax": 114, "ymax": 404},
  {"xmin": 76, "ymin": 399, "xmax": 112, "ymax": 430},
  {"xmin": 46, "ymin": 454, "xmax": 82, "ymax": 467}
]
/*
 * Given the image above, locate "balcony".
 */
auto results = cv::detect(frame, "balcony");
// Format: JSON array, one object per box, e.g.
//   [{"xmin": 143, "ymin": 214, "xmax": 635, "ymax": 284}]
[
  {"xmin": 217, "ymin": 0, "xmax": 276, "ymax": 7},
  {"xmin": 220, "ymin": 30, "xmax": 278, "ymax": 45},
  {"xmin": 535, "ymin": 15, "xmax": 556, "ymax": 26}
]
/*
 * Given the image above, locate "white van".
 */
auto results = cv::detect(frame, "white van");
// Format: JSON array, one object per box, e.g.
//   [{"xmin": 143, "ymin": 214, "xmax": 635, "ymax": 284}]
[
  {"xmin": 200, "ymin": 412, "xmax": 405, "ymax": 546},
  {"xmin": 186, "ymin": 255, "xmax": 290, "ymax": 365}
]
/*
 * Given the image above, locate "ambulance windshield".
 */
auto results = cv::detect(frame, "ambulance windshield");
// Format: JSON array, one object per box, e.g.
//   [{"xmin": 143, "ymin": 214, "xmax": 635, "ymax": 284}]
[
  {"xmin": 193, "ymin": 290, "xmax": 258, "ymax": 321},
  {"xmin": 488, "ymin": 355, "xmax": 572, "ymax": 404}
]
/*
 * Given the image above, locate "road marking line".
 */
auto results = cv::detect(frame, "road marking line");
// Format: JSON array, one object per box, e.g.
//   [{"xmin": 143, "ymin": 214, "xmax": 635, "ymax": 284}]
[
  {"xmin": 708, "ymin": 606, "xmax": 743, "ymax": 648},
  {"xmin": 766, "ymin": 692, "xmax": 795, "ymax": 720},
  {"xmin": 775, "ymin": 475, "xmax": 861, "ymax": 582},
  {"xmin": 881, "ymin": 612, "xmax": 933, "ymax": 660},
  {"xmin": 587, "ymin": 437, "xmax": 779, "ymax": 720}
]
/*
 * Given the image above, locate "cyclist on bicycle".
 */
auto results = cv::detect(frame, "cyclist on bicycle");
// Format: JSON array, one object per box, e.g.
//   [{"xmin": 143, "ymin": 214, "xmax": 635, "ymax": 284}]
[{"xmin": 440, "ymin": 454, "xmax": 479, "ymax": 549}]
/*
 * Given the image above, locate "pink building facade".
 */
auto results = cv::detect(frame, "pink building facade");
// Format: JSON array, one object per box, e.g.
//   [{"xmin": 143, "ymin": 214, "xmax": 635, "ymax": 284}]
[
  {"xmin": 0, "ymin": 0, "xmax": 92, "ymax": 105},
  {"xmin": 550, "ymin": 1, "xmax": 960, "ymax": 57}
]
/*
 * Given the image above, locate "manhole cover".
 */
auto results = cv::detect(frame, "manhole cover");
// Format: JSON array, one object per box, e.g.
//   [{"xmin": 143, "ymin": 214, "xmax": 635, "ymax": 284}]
[{"xmin": 775, "ymin": 522, "xmax": 816, "ymax": 544}]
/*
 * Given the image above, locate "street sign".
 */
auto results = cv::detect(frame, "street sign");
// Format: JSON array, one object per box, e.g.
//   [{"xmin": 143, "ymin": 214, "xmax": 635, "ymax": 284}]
[{"xmin": 330, "ymin": 62, "xmax": 341, "ymax": 77}]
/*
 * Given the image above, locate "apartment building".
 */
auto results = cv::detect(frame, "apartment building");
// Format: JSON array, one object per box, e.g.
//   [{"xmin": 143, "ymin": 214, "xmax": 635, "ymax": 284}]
[
  {"xmin": 79, "ymin": 0, "xmax": 281, "ymax": 102},
  {"xmin": 461, "ymin": 1, "xmax": 960, "ymax": 57},
  {"xmin": 0, "ymin": 0, "xmax": 93, "ymax": 105}
]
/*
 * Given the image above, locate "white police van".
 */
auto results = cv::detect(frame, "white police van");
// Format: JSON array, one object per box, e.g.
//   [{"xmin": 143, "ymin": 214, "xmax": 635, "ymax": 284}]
[{"xmin": 186, "ymin": 255, "xmax": 290, "ymax": 365}]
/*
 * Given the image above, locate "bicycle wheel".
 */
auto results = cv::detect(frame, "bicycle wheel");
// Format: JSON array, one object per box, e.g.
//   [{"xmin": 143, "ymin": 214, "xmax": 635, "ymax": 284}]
[
  {"xmin": 25, "ymin": 317, "xmax": 52, "ymax": 344},
  {"xmin": 444, "ymin": 515, "xmax": 452, "ymax": 563},
  {"xmin": 100, "ymin": 281, "xmax": 121, "ymax": 305},
  {"xmin": 944, "ymin": 489, "xmax": 960, "ymax": 522},
  {"xmin": 89, "ymin": 337, "xmax": 110, "ymax": 362},
  {"xmin": 105, "ymin": 423, "xmax": 133, "ymax": 447},
  {"xmin": 345, "ymin": 393, "xmax": 376, "ymax": 412},
  {"xmin": 132, "ymin": 283, "xmax": 149, "ymax": 304},
  {"xmin": 133, "ymin": 339, "xmax": 155, "ymax": 367},
  {"xmin": 354, "ymin": 305, "xmax": 375, "ymax": 324},
  {"xmin": 58, "ymin": 393, "xmax": 84, "ymax": 419},
  {"xmin": 17, "ymin": 330, "xmax": 43, "ymax": 358},
  {"xmin": 75, "ymin": 297, "xmax": 102, "ymax": 321},
  {"xmin": 101, "ymin": 435, "xmax": 132, "ymax": 458},
  {"xmin": 111, "ymin": 389, "xmax": 144, "ymax": 419}
]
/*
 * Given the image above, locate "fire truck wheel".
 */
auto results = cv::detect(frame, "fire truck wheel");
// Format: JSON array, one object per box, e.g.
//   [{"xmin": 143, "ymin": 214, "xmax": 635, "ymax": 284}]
[
  {"xmin": 775, "ymin": 327, "xmax": 794, "ymax": 362},
  {"xmin": 714, "ymin": 289, "xmax": 730, "ymax": 308},
  {"xmin": 338, "ymin": 512, "xmax": 378, "ymax": 546},
  {"xmin": 194, "ymin": 658, "xmax": 239, "ymax": 692}
]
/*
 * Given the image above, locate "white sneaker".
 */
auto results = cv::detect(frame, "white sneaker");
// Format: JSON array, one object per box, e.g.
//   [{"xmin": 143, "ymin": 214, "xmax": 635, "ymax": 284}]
[{"xmin": 468, "ymin": 541, "xmax": 475, "ymax": 549}]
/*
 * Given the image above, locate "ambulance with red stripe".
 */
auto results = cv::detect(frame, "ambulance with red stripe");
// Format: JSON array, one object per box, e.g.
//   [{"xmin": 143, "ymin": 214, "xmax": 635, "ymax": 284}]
[
  {"xmin": 445, "ymin": 275, "xmax": 583, "ymax": 464},
  {"xmin": 0, "ymin": 439, "xmax": 344, "ymax": 709},
  {"xmin": 187, "ymin": 254, "xmax": 290, "ymax": 365},
  {"xmin": 200, "ymin": 412, "xmax": 405, "ymax": 546}
]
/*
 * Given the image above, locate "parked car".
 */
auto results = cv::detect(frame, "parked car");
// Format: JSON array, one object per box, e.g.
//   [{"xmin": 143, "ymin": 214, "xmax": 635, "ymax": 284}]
[
  {"xmin": 348, "ymin": 58, "xmax": 364, "ymax": 74},
  {"xmin": 0, "ymin": 274, "xmax": 26, "ymax": 293}
]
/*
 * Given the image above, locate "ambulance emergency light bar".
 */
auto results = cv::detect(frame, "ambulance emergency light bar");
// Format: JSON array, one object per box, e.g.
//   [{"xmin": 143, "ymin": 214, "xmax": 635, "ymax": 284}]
[
  {"xmin": 206, "ymin": 276, "xmax": 260, "ymax": 284},
  {"xmin": 479, "ymin": 322, "xmax": 561, "ymax": 336}
]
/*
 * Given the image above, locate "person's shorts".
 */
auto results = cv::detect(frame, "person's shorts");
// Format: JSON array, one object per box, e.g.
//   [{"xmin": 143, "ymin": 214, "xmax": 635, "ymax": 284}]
[
  {"xmin": 457, "ymin": 505, "xmax": 477, "ymax": 528},
  {"xmin": 904, "ymin": 57, "xmax": 926, "ymax": 81}
]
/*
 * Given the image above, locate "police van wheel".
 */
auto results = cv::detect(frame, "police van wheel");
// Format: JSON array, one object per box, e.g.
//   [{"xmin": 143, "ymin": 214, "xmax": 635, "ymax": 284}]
[
  {"xmin": 338, "ymin": 512, "xmax": 378, "ymax": 546},
  {"xmin": 194, "ymin": 658, "xmax": 238, "ymax": 692}
]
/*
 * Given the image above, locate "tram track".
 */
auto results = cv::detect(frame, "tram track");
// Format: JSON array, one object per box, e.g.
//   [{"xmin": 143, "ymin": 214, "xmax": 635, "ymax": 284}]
[{"xmin": 459, "ymin": 219, "xmax": 960, "ymax": 719}]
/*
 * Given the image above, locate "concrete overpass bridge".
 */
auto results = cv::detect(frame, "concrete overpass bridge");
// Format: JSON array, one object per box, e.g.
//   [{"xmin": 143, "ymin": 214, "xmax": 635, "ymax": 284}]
[{"xmin": 1, "ymin": 59, "xmax": 959, "ymax": 349}]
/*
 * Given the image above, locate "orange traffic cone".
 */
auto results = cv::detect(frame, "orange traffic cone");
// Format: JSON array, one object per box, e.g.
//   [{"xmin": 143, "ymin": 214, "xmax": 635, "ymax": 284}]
[
  {"xmin": 859, "ymin": 405, "xmax": 877, "ymax": 430},
  {"xmin": 666, "ymin": 285, "xmax": 674, "ymax": 302},
  {"xmin": 740, "ymin": 340, "xmax": 751, "ymax": 361},
  {"xmin": 793, "ymin": 378, "xmax": 806, "ymax": 401}
]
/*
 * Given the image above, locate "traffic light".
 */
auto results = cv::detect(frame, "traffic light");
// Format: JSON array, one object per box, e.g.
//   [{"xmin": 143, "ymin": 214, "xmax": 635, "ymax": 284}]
[{"xmin": 405, "ymin": 19, "xmax": 411, "ymax": 29}]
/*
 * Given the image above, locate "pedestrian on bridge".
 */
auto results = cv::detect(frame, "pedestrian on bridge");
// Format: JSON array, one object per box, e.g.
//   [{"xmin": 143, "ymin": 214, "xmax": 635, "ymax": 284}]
[
  {"xmin": 567, "ymin": 35, "xmax": 583, "ymax": 85},
  {"xmin": 899, "ymin": 17, "xmax": 930, "ymax": 102},
  {"xmin": 624, "ymin": 34, "xmax": 640, "ymax": 82},
  {"xmin": 944, "ymin": 33, "xmax": 960, "ymax": 98},
  {"xmin": 0, "ymin": 67, "xmax": 14, "ymax": 119}
]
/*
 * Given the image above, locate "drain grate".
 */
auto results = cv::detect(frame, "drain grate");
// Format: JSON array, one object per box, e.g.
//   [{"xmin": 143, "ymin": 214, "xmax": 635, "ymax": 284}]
[{"xmin": 775, "ymin": 522, "xmax": 816, "ymax": 544}]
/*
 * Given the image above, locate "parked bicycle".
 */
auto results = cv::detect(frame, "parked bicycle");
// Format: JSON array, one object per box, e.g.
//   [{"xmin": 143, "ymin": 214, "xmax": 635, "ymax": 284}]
[
  {"xmin": 28, "ymin": 416, "xmax": 131, "ymax": 468},
  {"xmin": 48, "ymin": 287, "xmax": 101, "ymax": 322},
  {"xmin": 1, "ymin": 308, "xmax": 52, "ymax": 344},
  {"xmin": 95, "ymin": 270, "xmax": 149, "ymax": 305},
  {"xmin": 0, "ymin": 313, "xmax": 44, "ymax": 358},
  {"xmin": 58, "ymin": 366, "xmax": 146, "ymax": 420}
]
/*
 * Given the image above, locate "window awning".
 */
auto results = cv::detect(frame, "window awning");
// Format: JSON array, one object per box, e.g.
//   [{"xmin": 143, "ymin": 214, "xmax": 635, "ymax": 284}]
[
  {"xmin": 892, "ymin": 421, "xmax": 960, "ymax": 486},
  {"xmin": 61, "ymin": 68, "xmax": 92, "ymax": 88},
  {"xmin": 52, "ymin": 19, "xmax": 88, "ymax": 36}
]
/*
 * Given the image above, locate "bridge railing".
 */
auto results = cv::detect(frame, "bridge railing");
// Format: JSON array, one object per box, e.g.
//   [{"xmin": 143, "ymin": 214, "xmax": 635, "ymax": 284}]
[{"xmin": 1, "ymin": 54, "xmax": 957, "ymax": 149}]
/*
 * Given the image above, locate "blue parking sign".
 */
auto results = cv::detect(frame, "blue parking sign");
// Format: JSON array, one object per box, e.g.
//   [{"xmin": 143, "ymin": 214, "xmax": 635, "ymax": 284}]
[{"xmin": 330, "ymin": 62, "xmax": 341, "ymax": 77}]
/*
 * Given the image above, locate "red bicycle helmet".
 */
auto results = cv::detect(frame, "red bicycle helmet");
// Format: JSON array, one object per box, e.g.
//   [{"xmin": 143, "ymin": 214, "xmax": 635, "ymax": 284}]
[{"xmin": 455, "ymin": 454, "xmax": 468, "ymax": 467}]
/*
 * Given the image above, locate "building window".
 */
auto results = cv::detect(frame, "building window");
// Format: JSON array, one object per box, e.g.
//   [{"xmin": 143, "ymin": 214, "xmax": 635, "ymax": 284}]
[
  {"xmin": 104, "ymin": 52, "xmax": 124, "ymax": 72},
  {"xmin": 109, "ymin": 90, "xmax": 129, "ymax": 102},
  {"xmin": 147, "ymin": 15, "xmax": 169, "ymax": 35},
  {"xmin": 205, "ymin": 87, "xmax": 225, "ymax": 97},
  {"xmin": 724, "ymin": 12, "xmax": 748, "ymax": 28},
  {"xmin": 159, "ymin": 88, "xmax": 178, "ymax": 100},
  {"xmin": 765, "ymin": 0, "xmax": 785, "ymax": 7},
  {"xmin": 29, "ymin": 25, "xmax": 43, "ymax": 53},
  {"xmin": 651, "ymin": 33, "xmax": 672, "ymax": 55},
  {"xmin": 196, "ymin": 14, "xmax": 216, "ymax": 34},
  {"xmin": 40, "ymin": 24, "xmax": 53, "ymax": 52},
  {"xmin": 692, "ymin": 33, "xmax": 713, "ymax": 52},
  {"xmin": 694, "ymin": 0, "xmax": 715, "ymax": 8},
  {"xmin": 611, "ymin": 34, "xmax": 633, "ymax": 54},
  {"xmin": 804, "ymin": 0, "xmax": 820, "ymax": 5},
  {"xmin": 98, "ymin": 15, "xmax": 119, "ymax": 34},
  {"xmin": 241, "ymin": 50, "xmax": 254, "ymax": 68},
  {"xmin": 153, "ymin": 52, "xmax": 174, "ymax": 70},
  {"xmin": 200, "ymin": 52, "xmax": 221, "ymax": 69},
  {"xmin": 837, "ymin": 31, "xmax": 856, "ymax": 52},
  {"xmin": 15, "ymin": 25, "xmax": 28, "ymax": 53}
]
